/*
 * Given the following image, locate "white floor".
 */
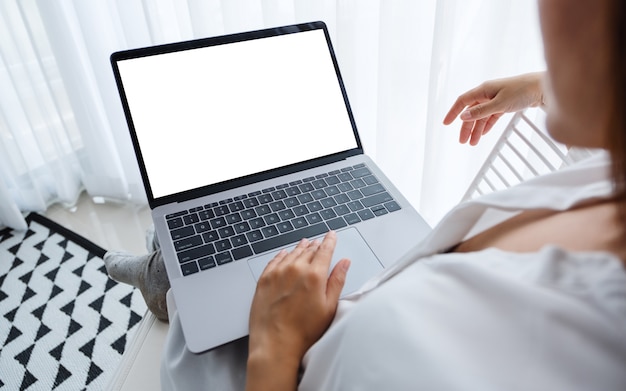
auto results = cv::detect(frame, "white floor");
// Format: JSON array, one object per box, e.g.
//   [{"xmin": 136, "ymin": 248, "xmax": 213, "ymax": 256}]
[{"xmin": 44, "ymin": 192, "xmax": 153, "ymax": 255}]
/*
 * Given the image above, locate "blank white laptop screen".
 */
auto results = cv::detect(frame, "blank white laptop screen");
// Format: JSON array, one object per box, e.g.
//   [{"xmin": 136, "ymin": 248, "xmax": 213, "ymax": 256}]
[{"xmin": 116, "ymin": 29, "xmax": 358, "ymax": 199}]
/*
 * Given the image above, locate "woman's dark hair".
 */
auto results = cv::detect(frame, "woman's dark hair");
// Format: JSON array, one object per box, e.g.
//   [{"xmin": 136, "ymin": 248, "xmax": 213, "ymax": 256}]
[{"xmin": 608, "ymin": 0, "xmax": 626, "ymax": 216}]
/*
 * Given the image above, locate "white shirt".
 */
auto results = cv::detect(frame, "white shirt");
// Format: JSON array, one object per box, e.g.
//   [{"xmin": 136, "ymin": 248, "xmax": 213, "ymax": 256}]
[{"xmin": 161, "ymin": 152, "xmax": 626, "ymax": 390}]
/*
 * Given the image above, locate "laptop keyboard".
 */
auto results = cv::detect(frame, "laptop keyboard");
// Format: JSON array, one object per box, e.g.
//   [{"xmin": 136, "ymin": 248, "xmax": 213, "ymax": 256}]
[{"xmin": 165, "ymin": 163, "xmax": 401, "ymax": 276}]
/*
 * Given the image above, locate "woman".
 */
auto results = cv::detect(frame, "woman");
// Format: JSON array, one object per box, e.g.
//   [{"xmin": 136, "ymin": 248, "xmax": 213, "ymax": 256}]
[
  {"xmin": 106, "ymin": 0, "xmax": 626, "ymax": 389},
  {"xmin": 242, "ymin": 0, "xmax": 626, "ymax": 389}
]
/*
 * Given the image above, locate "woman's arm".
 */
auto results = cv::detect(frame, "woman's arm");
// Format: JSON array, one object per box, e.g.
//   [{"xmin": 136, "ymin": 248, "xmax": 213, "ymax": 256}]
[
  {"xmin": 245, "ymin": 232, "xmax": 350, "ymax": 391},
  {"xmin": 443, "ymin": 72, "xmax": 545, "ymax": 145}
]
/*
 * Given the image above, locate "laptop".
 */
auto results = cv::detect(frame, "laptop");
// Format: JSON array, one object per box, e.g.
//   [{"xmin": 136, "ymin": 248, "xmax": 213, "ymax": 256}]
[{"xmin": 110, "ymin": 21, "xmax": 431, "ymax": 353}]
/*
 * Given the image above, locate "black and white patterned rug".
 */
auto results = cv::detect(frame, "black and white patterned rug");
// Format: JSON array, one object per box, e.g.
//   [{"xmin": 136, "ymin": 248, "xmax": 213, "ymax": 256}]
[{"xmin": 0, "ymin": 213, "xmax": 147, "ymax": 390}]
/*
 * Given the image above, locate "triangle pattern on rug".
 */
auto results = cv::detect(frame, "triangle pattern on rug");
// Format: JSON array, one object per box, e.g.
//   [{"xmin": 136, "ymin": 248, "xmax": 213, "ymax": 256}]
[{"xmin": 0, "ymin": 214, "xmax": 148, "ymax": 390}]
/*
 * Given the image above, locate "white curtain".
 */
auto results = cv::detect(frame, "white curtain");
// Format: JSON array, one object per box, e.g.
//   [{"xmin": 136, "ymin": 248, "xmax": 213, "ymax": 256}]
[{"xmin": 0, "ymin": 0, "xmax": 544, "ymax": 230}]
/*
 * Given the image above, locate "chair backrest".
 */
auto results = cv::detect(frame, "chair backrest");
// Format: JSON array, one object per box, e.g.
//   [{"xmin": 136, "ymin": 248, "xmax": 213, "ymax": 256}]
[{"xmin": 462, "ymin": 109, "xmax": 599, "ymax": 202}]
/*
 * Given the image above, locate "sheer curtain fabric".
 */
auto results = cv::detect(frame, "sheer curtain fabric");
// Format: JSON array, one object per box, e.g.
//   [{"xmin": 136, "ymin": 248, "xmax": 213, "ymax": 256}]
[{"xmin": 0, "ymin": 0, "xmax": 543, "ymax": 230}]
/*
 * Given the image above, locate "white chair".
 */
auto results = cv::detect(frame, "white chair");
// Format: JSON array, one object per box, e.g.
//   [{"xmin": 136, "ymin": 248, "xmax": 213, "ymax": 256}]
[
  {"xmin": 107, "ymin": 108, "xmax": 600, "ymax": 390},
  {"xmin": 462, "ymin": 108, "xmax": 597, "ymax": 201}
]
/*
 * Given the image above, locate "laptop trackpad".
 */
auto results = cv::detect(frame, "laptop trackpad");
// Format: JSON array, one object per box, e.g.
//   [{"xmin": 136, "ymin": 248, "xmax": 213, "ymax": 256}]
[{"xmin": 247, "ymin": 228, "xmax": 383, "ymax": 297}]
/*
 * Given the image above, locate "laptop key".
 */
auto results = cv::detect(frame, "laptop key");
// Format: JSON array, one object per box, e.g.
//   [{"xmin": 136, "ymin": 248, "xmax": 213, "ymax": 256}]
[
  {"xmin": 285, "ymin": 186, "xmax": 301, "ymax": 196},
  {"xmin": 171, "ymin": 226, "xmax": 195, "ymax": 240},
  {"xmin": 258, "ymin": 194, "xmax": 273, "ymax": 204},
  {"xmin": 262, "ymin": 225, "xmax": 279, "ymax": 238},
  {"xmin": 243, "ymin": 198, "xmax": 260, "ymax": 208},
  {"xmin": 351, "ymin": 167, "xmax": 371, "ymax": 178},
  {"xmin": 350, "ymin": 178, "xmax": 366, "ymax": 189},
  {"xmin": 246, "ymin": 230, "xmax": 264, "ymax": 242},
  {"xmin": 334, "ymin": 194, "xmax": 350, "ymax": 204},
  {"xmin": 363, "ymin": 175, "xmax": 379, "ymax": 185},
  {"xmin": 215, "ymin": 252, "xmax": 233, "ymax": 265},
  {"xmin": 337, "ymin": 172, "xmax": 353, "ymax": 182},
  {"xmin": 347, "ymin": 190, "xmax": 364, "ymax": 200},
  {"xmin": 183, "ymin": 213, "xmax": 200, "ymax": 225},
  {"xmin": 231, "ymin": 234, "xmax": 248, "ymax": 247},
  {"xmin": 202, "ymin": 230, "xmax": 219, "ymax": 242},
  {"xmin": 198, "ymin": 256, "xmax": 216, "ymax": 270},
  {"xmin": 320, "ymin": 209, "xmax": 337, "ymax": 220},
  {"xmin": 311, "ymin": 190, "xmax": 327, "ymax": 200},
  {"xmin": 270, "ymin": 201, "xmax": 286, "ymax": 211},
  {"xmin": 362, "ymin": 192, "xmax": 394, "ymax": 208},
  {"xmin": 297, "ymin": 193, "xmax": 314, "ymax": 204},
  {"xmin": 214, "ymin": 205, "xmax": 229, "ymax": 216},
  {"xmin": 278, "ymin": 209, "xmax": 296, "ymax": 221},
  {"xmin": 218, "ymin": 226, "xmax": 235, "ymax": 238},
  {"xmin": 325, "ymin": 186, "xmax": 340, "ymax": 196},
  {"xmin": 251, "ymin": 222, "xmax": 328, "ymax": 254},
  {"xmin": 326, "ymin": 176, "xmax": 340, "ymax": 185},
  {"xmin": 167, "ymin": 217, "xmax": 184, "ymax": 229},
  {"xmin": 334, "ymin": 205, "xmax": 351, "ymax": 216},
  {"xmin": 313, "ymin": 179, "xmax": 327, "ymax": 189},
  {"xmin": 166, "ymin": 211, "xmax": 187, "ymax": 219},
  {"xmin": 229, "ymin": 201, "xmax": 245, "ymax": 212},
  {"xmin": 347, "ymin": 201, "xmax": 364, "ymax": 212},
  {"xmin": 232, "ymin": 245, "xmax": 253, "ymax": 260},
  {"xmin": 241, "ymin": 209, "xmax": 257, "ymax": 220},
  {"xmin": 371, "ymin": 205, "xmax": 388, "ymax": 216},
  {"xmin": 385, "ymin": 201, "xmax": 402, "ymax": 212},
  {"xmin": 320, "ymin": 197, "xmax": 337, "ymax": 209},
  {"xmin": 277, "ymin": 221, "xmax": 294, "ymax": 233},
  {"xmin": 264, "ymin": 213, "xmax": 280, "ymax": 225},
  {"xmin": 299, "ymin": 183, "xmax": 314, "ymax": 193},
  {"xmin": 194, "ymin": 222, "xmax": 211, "ymax": 233},
  {"xmin": 181, "ymin": 261, "xmax": 199, "ymax": 276},
  {"xmin": 249, "ymin": 217, "xmax": 266, "ymax": 229},
  {"xmin": 255, "ymin": 205, "xmax": 272, "ymax": 216},
  {"xmin": 234, "ymin": 222, "xmax": 251, "ymax": 234},
  {"xmin": 271, "ymin": 190, "xmax": 288, "ymax": 200},
  {"xmin": 305, "ymin": 212, "xmax": 322, "ymax": 224},
  {"xmin": 215, "ymin": 239, "xmax": 232, "ymax": 252},
  {"xmin": 226, "ymin": 213, "xmax": 242, "ymax": 224},
  {"xmin": 327, "ymin": 217, "xmax": 347, "ymax": 230},
  {"xmin": 174, "ymin": 235, "xmax": 203, "ymax": 251},
  {"xmin": 291, "ymin": 217, "xmax": 308, "ymax": 229},
  {"xmin": 178, "ymin": 243, "xmax": 216, "ymax": 263},
  {"xmin": 307, "ymin": 201, "xmax": 323, "ymax": 212},
  {"xmin": 198, "ymin": 209, "xmax": 215, "ymax": 220},
  {"xmin": 210, "ymin": 216, "xmax": 227, "ymax": 229},
  {"xmin": 293, "ymin": 205, "xmax": 309, "ymax": 216},
  {"xmin": 361, "ymin": 183, "xmax": 385, "ymax": 197},
  {"xmin": 357, "ymin": 209, "xmax": 376, "ymax": 221},
  {"xmin": 337, "ymin": 182, "xmax": 353, "ymax": 192},
  {"xmin": 344, "ymin": 213, "xmax": 361, "ymax": 225}
]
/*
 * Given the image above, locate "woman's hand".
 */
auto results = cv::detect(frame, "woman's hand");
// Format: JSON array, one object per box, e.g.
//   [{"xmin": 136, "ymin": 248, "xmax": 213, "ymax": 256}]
[
  {"xmin": 443, "ymin": 72, "xmax": 545, "ymax": 145},
  {"xmin": 246, "ymin": 231, "xmax": 350, "ymax": 391}
]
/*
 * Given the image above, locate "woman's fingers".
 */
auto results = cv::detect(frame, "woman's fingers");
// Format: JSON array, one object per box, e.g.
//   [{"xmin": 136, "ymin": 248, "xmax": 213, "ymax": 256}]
[{"xmin": 326, "ymin": 258, "xmax": 350, "ymax": 303}]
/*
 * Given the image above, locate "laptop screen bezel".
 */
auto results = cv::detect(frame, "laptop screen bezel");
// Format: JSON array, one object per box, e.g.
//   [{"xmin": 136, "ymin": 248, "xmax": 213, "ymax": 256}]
[{"xmin": 111, "ymin": 21, "xmax": 364, "ymax": 209}]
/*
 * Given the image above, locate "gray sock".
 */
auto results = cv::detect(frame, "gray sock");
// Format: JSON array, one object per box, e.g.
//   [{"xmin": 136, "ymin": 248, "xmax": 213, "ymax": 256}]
[{"xmin": 103, "ymin": 249, "xmax": 170, "ymax": 321}]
